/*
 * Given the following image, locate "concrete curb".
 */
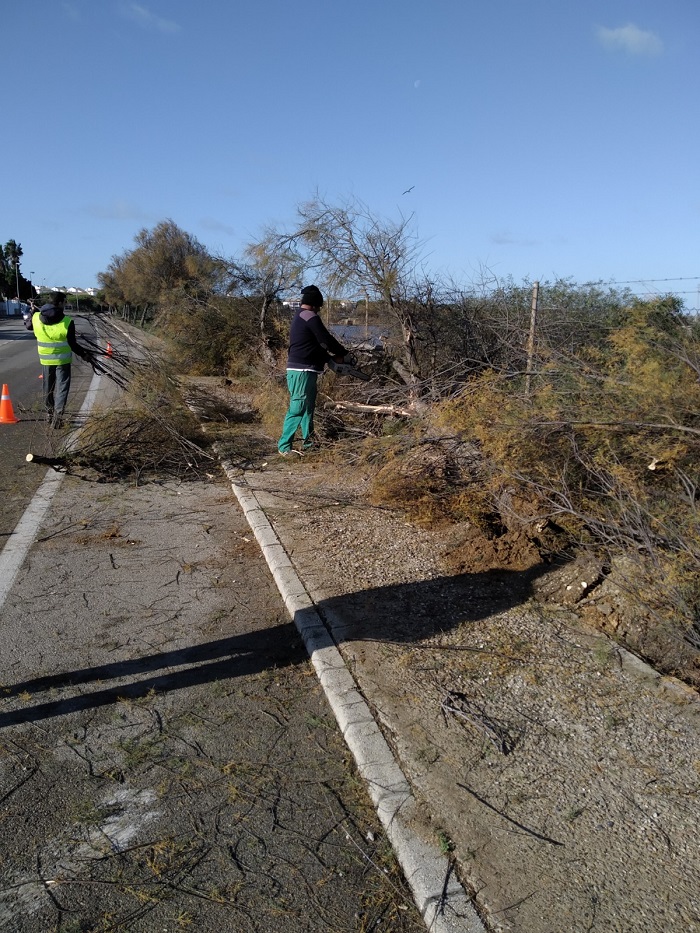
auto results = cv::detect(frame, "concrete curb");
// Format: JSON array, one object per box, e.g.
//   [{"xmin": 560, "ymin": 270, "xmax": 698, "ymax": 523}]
[{"xmin": 221, "ymin": 460, "xmax": 486, "ymax": 933}]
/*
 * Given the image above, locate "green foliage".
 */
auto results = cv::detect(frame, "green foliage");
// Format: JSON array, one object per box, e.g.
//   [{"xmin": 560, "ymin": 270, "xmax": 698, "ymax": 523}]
[
  {"xmin": 65, "ymin": 293, "xmax": 102, "ymax": 314},
  {"xmin": 243, "ymin": 229, "xmax": 305, "ymax": 363},
  {"xmin": 436, "ymin": 830, "xmax": 455, "ymax": 854},
  {"xmin": 96, "ymin": 220, "xmax": 307, "ymax": 371},
  {"xmin": 98, "ymin": 220, "xmax": 225, "ymax": 309},
  {"xmin": 438, "ymin": 296, "xmax": 700, "ymax": 636},
  {"xmin": 163, "ymin": 296, "xmax": 259, "ymax": 375},
  {"xmin": 1, "ymin": 238, "xmax": 33, "ymax": 299},
  {"xmin": 406, "ymin": 277, "xmax": 631, "ymax": 386}
]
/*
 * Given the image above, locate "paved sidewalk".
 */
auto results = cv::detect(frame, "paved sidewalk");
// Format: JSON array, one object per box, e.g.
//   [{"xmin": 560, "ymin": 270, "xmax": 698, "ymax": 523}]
[
  {"xmin": 0, "ymin": 472, "xmax": 432, "ymax": 932},
  {"xmin": 223, "ymin": 461, "xmax": 484, "ymax": 933}
]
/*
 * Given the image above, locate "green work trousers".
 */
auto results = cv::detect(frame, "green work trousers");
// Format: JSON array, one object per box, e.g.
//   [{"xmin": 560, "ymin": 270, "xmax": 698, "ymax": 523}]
[{"xmin": 278, "ymin": 370, "xmax": 318, "ymax": 452}]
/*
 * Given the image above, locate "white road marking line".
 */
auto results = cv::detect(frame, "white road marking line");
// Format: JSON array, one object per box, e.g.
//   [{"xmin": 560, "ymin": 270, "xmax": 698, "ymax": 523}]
[{"xmin": 0, "ymin": 372, "xmax": 102, "ymax": 610}]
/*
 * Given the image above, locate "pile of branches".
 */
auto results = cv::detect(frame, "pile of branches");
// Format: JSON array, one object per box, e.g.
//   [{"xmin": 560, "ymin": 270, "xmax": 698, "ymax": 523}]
[
  {"xmin": 64, "ymin": 317, "xmax": 214, "ymax": 483},
  {"xmin": 69, "ymin": 405, "xmax": 212, "ymax": 484}
]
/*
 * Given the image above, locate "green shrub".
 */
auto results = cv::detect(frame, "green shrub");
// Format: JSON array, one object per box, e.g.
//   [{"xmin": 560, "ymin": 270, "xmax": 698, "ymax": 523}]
[{"xmin": 437, "ymin": 298, "xmax": 700, "ymax": 635}]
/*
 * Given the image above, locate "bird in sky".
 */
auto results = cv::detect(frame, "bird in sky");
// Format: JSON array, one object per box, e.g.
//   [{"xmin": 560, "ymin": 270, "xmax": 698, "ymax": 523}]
[{"xmin": 402, "ymin": 185, "xmax": 415, "ymax": 195}]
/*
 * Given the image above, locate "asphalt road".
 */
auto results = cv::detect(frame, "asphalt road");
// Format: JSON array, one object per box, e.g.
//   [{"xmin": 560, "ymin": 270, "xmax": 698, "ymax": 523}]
[
  {"xmin": 0, "ymin": 315, "xmax": 97, "ymax": 545},
  {"xmin": 0, "ymin": 320, "xmax": 428, "ymax": 932},
  {"xmin": 0, "ymin": 472, "xmax": 425, "ymax": 932}
]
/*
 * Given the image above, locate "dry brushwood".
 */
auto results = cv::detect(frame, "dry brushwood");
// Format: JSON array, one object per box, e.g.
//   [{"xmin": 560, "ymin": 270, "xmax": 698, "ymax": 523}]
[
  {"xmin": 440, "ymin": 691, "xmax": 517, "ymax": 755},
  {"xmin": 66, "ymin": 406, "xmax": 213, "ymax": 484},
  {"xmin": 64, "ymin": 328, "xmax": 215, "ymax": 482}
]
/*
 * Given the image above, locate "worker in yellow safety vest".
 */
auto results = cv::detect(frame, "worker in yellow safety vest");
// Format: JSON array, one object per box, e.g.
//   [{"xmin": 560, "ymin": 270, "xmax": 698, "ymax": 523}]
[{"xmin": 26, "ymin": 291, "xmax": 90, "ymax": 428}]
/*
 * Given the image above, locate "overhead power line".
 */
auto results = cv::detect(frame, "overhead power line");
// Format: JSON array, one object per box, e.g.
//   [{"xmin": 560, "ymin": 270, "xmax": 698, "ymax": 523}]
[
  {"xmin": 613, "ymin": 275, "xmax": 700, "ymax": 285},
  {"xmin": 579, "ymin": 275, "xmax": 700, "ymax": 288}
]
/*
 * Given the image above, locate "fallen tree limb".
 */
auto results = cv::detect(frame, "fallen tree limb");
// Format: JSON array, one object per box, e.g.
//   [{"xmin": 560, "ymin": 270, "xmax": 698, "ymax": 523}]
[
  {"xmin": 25, "ymin": 453, "xmax": 66, "ymax": 470},
  {"xmin": 392, "ymin": 358, "xmax": 420, "ymax": 387},
  {"xmin": 329, "ymin": 400, "xmax": 415, "ymax": 417}
]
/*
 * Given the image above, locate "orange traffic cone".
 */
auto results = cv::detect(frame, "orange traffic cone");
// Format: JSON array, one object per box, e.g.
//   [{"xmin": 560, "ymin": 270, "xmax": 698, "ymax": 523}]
[
  {"xmin": 106, "ymin": 342, "xmax": 113, "ymax": 357},
  {"xmin": 0, "ymin": 384, "xmax": 19, "ymax": 424}
]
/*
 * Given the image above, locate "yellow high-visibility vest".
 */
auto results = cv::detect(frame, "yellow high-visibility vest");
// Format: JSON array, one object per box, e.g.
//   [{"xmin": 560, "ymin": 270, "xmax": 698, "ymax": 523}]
[{"xmin": 32, "ymin": 314, "xmax": 73, "ymax": 366}]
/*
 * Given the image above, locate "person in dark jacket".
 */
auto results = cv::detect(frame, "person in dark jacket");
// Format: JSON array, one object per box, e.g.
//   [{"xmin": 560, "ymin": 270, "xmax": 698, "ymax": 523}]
[
  {"xmin": 278, "ymin": 285, "xmax": 347, "ymax": 455},
  {"xmin": 26, "ymin": 291, "xmax": 90, "ymax": 428}
]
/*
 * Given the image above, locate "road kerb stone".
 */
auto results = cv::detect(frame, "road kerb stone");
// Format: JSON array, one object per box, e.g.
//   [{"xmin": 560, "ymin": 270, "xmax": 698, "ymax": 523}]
[{"xmin": 225, "ymin": 476, "xmax": 487, "ymax": 933}]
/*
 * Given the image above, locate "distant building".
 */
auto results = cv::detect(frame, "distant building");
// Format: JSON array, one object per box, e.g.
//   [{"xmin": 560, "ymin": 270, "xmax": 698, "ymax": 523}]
[
  {"xmin": 1, "ymin": 299, "xmax": 30, "ymax": 317},
  {"xmin": 35, "ymin": 285, "xmax": 98, "ymax": 296}
]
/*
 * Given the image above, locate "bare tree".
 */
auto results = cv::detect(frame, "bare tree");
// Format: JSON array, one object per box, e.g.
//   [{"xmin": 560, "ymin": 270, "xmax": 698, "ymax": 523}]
[
  {"xmin": 242, "ymin": 230, "xmax": 305, "ymax": 365},
  {"xmin": 286, "ymin": 195, "xmax": 425, "ymax": 386}
]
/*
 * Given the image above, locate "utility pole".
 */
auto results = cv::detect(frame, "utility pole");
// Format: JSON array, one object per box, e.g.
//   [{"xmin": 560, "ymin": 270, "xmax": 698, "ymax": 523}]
[{"xmin": 525, "ymin": 281, "xmax": 539, "ymax": 398}]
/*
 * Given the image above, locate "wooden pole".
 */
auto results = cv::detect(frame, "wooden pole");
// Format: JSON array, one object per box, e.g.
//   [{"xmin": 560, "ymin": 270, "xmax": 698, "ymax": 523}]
[{"xmin": 525, "ymin": 281, "xmax": 539, "ymax": 398}]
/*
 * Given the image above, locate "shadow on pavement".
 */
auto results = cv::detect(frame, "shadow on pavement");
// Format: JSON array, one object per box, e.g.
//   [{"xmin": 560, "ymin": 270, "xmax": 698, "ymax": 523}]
[
  {"xmin": 0, "ymin": 563, "xmax": 551, "ymax": 729},
  {"xmin": 0, "ymin": 623, "xmax": 306, "ymax": 728},
  {"xmin": 318, "ymin": 563, "xmax": 553, "ymax": 644},
  {"xmin": 0, "ymin": 332, "xmax": 34, "ymax": 341}
]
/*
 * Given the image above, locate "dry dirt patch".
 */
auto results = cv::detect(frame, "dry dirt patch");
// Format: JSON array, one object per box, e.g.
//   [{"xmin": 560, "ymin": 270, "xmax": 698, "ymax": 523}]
[{"xmin": 194, "ymin": 380, "xmax": 700, "ymax": 933}]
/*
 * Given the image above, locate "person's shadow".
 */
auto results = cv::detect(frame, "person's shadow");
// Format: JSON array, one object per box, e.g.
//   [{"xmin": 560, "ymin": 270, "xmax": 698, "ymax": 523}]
[{"xmin": 0, "ymin": 564, "xmax": 551, "ymax": 729}]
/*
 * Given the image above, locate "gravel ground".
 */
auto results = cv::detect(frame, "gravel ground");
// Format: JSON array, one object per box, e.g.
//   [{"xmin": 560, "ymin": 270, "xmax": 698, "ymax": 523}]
[{"xmin": 229, "ymin": 441, "xmax": 700, "ymax": 933}]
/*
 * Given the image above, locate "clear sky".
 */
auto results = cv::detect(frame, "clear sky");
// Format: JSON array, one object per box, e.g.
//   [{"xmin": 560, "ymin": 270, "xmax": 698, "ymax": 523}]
[{"xmin": 5, "ymin": 1, "xmax": 699, "ymax": 306}]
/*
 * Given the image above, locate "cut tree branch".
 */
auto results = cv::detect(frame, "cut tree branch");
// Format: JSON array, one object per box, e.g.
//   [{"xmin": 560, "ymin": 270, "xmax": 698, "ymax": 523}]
[{"xmin": 329, "ymin": 400, "xmax": 415, "ymax": 417}]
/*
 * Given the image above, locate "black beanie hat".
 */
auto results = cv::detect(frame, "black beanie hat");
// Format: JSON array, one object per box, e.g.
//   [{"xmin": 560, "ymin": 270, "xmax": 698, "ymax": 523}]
[{"xmin": 300, "ymin": 285, "xmax": 324, "ymax": 307}]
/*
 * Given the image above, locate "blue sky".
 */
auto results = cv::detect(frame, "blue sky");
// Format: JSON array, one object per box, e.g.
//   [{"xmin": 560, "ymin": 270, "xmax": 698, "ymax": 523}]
[{"xmin": 5, "ymin": 1, "xmax": 699, "ymax": 306}]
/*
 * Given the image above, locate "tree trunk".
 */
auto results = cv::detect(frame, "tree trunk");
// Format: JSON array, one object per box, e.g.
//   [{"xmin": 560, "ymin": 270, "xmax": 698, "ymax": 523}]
[
  {"xmin": 388, "ymin": 294, "xmax": 420, "ymax": 386},
  {"xmin": 259, "ymin": 295, "xmax": 275, "ymax": 366},
  {"xmin": 400, "ymin": 315, "xmax": 421, "ymax": 380}
]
